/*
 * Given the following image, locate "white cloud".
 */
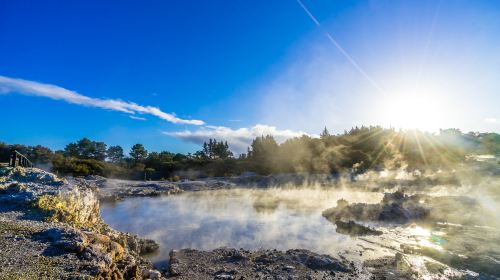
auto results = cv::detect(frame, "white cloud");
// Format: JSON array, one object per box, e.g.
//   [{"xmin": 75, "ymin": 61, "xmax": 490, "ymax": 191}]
[
  {"xmin": 129, "ymin": 115, "xmax": 147, "ymax": 121},
  {"xmin": 485, "ymin": 118, "xmax": 499, "ymax": 124},
  {"xmin": 0, "ymin": 75, "xmax": 204, "ymax": 125},
  {"xmin": 164, "ymin": 124, "xmax": 314, "ymax": 153}
]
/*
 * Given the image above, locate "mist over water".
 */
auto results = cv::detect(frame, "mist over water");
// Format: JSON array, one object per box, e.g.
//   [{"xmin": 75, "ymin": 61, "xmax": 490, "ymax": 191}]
[
  {"xmin": 100, "ymin": 188, "xmax": 385, "ymax": 267},
  {"xmin": 100, "ymin": 168, "xmax": 500, "ymax": 276}
]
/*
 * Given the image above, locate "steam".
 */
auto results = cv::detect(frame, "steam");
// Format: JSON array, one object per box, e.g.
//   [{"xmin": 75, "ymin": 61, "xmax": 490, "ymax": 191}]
[
  {"xmin": 0, "ymin": 75, "xmax": 204, "ymax": 125},
  {"xmin": 101, "ymin": 164, "xmax": 500, "ymax": 274},
  {"xmin": 101, "ymin": 187, "xmax": 385, "ymax": 265}
]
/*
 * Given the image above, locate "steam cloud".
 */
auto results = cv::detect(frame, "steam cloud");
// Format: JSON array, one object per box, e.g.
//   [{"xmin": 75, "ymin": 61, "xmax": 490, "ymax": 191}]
[
  {"xmin": 101, "ymin": 168, "xmax": 500, "ymax": 274},
  {"xmin": 0, "ymin": 75, "xmax": 205, "ymax": 125},
  {"xmin": 164, "ymin": 124, "xmax": 314, "ymax": 153},
  {"xmin": 101, "ymin": 187, "xmax": 383, "ymax": 265}
]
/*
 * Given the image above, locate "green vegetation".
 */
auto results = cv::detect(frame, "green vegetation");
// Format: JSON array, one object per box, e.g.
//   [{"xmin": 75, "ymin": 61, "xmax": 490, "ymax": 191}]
[{"xmin": 0, "ymin": 126, "xmax": 498, "ymax": 179}]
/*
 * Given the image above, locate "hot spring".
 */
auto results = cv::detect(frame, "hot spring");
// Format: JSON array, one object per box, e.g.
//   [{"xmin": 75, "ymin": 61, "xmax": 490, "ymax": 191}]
[{"xmin": 100, "ymin": 187, "xmax": 500, "ymax": 277}]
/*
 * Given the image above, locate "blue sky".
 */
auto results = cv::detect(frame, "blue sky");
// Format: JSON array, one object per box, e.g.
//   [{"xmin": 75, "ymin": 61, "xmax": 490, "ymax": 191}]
[{"xmin": 1, "ymin": 0, "xmax": 500, "ymax": 154}]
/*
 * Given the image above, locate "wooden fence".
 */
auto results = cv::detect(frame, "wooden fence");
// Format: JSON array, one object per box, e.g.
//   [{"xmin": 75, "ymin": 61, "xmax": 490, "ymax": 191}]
[{"xmin": 9, "ymin": 150, "xmax": 33, "ymax": 168}]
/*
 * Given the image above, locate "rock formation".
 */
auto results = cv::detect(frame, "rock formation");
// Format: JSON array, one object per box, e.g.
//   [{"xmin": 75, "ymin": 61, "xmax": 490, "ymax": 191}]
[{"xmin": 0, "ymin": 167, "xmax": 164, "ymax": 279}]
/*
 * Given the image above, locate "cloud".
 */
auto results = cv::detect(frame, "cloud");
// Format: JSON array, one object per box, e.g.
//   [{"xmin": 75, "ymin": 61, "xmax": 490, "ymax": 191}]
[
  {"xmin": 485, "ymin": 118, "xmax": 499, "ymax": 124},
  {"xmin": 164, "ymin": 124, "xmax": 314, "ymax": 153},
  {"xmin": 129, "ymin": 115, "xmax": 147, "ymax": 121},
  {"xmin": 0, "ymin": 75, "xmax": 204, "ymax": 125}
]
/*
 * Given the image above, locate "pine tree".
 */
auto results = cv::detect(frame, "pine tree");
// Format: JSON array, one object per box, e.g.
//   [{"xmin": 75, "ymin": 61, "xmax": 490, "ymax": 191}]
[
  {"xmin": 203, "ymin": 142, "xmax": 208, "ymax": 156},
  {"xmin": 107, "ymin": 145, "xmax": 124, "ymax": 163},
  {"xmin": 320, "ymin": 126, "xmax": 330, "ymax": 138},
  {"xmin": 208, "ymin": 139, "xmax": 214, "ymax": 159},
  {"xmin": 130, "ymin": 144, "xmax": 148, "ymax": 163}
]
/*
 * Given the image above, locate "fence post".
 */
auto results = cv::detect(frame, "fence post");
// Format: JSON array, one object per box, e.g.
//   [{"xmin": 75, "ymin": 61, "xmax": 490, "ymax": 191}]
[
  {"xmin": 8, "ymin": 151, "xmax": 33, "ymax": 168},
  {"xmin": 9, "ymin": 153, "xmax": 15, "ymax": 167}
]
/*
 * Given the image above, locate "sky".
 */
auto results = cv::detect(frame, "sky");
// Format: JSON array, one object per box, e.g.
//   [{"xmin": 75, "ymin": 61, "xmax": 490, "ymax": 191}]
[{"xmin": 1, "ymin": 0, "xmax": 500, "ymax": 154}]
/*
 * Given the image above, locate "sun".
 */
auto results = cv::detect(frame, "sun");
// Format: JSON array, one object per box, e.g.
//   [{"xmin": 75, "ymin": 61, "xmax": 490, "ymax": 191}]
[{"xmin": 379, "ymin": 93, "xmax": 443, "ymax": 132}]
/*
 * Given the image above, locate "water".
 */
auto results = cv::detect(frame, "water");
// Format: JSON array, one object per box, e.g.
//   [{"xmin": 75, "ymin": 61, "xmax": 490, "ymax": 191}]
[
  {"xmin": 100, "ymin": 188, "xmax": 386, "ymax": 267},
  {"xmin": 100, "ymin": 187, "xmax": 500, "ymax": 277}
]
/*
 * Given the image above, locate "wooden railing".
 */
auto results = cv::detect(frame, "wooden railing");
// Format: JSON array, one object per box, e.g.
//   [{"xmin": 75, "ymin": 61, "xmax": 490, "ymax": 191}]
[{"xmin": 9, "ymin": 150, "xmax": 33, "ymax": 168}]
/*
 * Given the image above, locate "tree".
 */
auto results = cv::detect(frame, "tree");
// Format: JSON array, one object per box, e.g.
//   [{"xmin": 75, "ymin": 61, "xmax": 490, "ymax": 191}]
[
  {"xmin": 208, "ymin": 139, "xmax": 214, "ymax": 158},
  {"xmin": 194, "ymin": 150, "xmax": 207, "ymax": 159},
  {"xmin": 93, "ymin": 142, "xmax": 107, "ymax": 161},
  {"xmin": 203, "ymin": 142, "xmax": 208, "ymax": 157},
  {"xmin": 246, "ymin": 147, "xmax": 252, "ymax": 158},
  {"xmin": 76, "ymin": 138, "xmax": 94, "ymax": 158},
  {"xmin": 64, "ymin": 138, "xmax": 106, "ymax": 160},
  {"xmin": 30, "ymin": 145, "xmax": 53, "ymax": 165},
  {"xmin": 320, "ymin": 126, "xmax": 331, "ymax": 139},
  {"xmin": 222, "ymin": 141, "xmax": 233, "ymax": 159},
  {"xmin": 107, "ymin": 145, "xmax": 124, "ymax": 163},
  {"xmin": 198, "ymin": 139, "xmax": 233, "ymax": 159},
  {"xmin": 212, "ymin": 140, "xmax": 233, "ymax": 159},
  {"xmin": 130, "ymin": 144, "xmax": 148, "ymax": 163},
  {"xmin": 249, "ymin": 135, "xmax": 278, "ymax": 174},
  {"xmin": 64, "ymin": 143, "xmax": 79, "ymax": 157},
  {"xmin": 479, "ymin": 133, "xmax": 500, "ymax": 155},
  {"xmin": 173, "ymin": 153, "xmax": 187, "ymax": 161}
]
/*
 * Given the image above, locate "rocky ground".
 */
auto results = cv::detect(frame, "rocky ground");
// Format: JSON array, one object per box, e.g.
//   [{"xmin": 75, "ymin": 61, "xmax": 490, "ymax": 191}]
[
  {"xmin": 82, "ymin": 176, "xmax": 184, "ymax": 202},
  {"xmin": 168, "ymin": 248, "xmax": 363, "ymax": 279},
  {"xmin": 166, "ymin": 247, "xmax": 474, "ymax": 280},
  {"xmin": 0, "ymin": 167, "xmax": 164, "ymax": 279},
  {"xmin": 83, "ymin": 175, "xmax": 246, "ymax": 202},
  {"xmin": 0, "ymin": 209, "xmax": 96, "ymax": 279},
  {"xmin": 83, "ymin": 173, "xmax": 348, "ymax": 202}
]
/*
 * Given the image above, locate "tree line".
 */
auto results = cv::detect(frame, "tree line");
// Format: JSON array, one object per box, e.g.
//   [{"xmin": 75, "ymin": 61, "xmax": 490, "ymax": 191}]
[{"xmin": 0, "ymin": 126, "xmax": 499, "ymax": 179}]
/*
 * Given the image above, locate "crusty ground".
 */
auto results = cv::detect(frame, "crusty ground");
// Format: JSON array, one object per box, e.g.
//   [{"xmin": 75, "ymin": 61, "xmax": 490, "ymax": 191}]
[{"xmin": 0, "ymin": 207, "xmax": 95, "ymax": 280}]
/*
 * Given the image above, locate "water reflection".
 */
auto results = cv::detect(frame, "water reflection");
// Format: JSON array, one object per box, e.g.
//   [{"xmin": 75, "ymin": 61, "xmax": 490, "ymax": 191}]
[{"xmin": 100, "ymin": 188, "xmax": 384, "ymax": 267}]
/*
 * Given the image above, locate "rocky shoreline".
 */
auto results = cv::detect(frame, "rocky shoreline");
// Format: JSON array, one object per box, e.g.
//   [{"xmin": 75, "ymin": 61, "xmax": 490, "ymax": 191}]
[
  {"xmin": 1, "ymin": 167, "xmax": 494, "ymax": 279},
  {"xmin": 0, "ymin": 167, "xmax": 164, "ymax": 279},
  {"xmin": 83, "ymin": 173, "xmax": 345, "ymax": 202}
]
